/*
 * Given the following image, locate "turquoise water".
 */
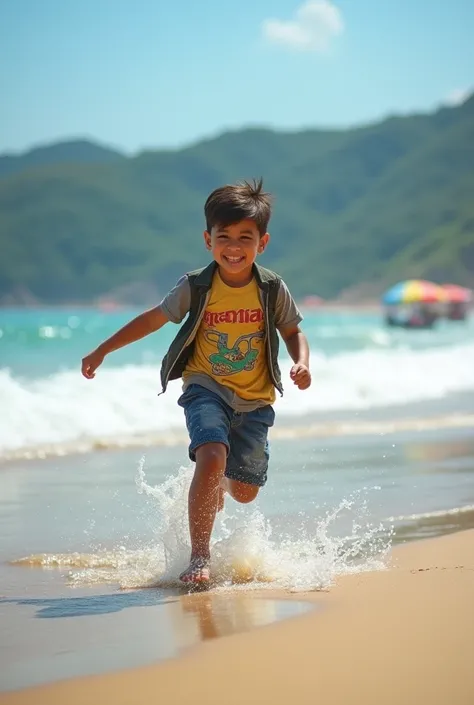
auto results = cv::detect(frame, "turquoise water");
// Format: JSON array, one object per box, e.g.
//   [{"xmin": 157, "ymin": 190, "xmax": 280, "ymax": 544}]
[
  {"xmin": 2, "ymin": 307, "xmax": 474, "ymax": 377},
  {"xmin": 1, "ymin": 307, "xmax": 474, "ymax": 457}
]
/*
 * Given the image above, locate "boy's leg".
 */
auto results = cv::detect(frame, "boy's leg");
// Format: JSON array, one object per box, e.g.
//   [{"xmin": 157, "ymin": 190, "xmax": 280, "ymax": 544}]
[
  {"xmin": 177, "ymin": 385, "xmax": 231, "ymax": 583},
  {"xmin": 189, "ymin": 442, "xmax": 227, "ymax": 561},
  {"xmin": 224, "ymin": 405, "xmax": 275, "ymax": 501},
  {"xmin": 184, "ymin": 405, "xmax": 272, "ymax": 582}
]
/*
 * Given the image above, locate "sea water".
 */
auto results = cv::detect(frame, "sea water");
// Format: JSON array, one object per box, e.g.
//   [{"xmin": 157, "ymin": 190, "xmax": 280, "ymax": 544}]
[
  {"xmin": 1, "ymin": 308, "xmax": 474, "ymax": 589},
  {"xmin": 1, "ymin": 307, "xmax": 474, "ymax": 458}
]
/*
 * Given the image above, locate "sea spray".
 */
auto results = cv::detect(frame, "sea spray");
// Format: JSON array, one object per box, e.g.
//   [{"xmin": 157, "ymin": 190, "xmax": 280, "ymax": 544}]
[{"xmin": 16, "ymin": 457, "xmax": 393, "ymax": 592}]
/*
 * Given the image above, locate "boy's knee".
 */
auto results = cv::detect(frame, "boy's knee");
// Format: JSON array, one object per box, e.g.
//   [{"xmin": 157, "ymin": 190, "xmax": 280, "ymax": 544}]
[
  {"xmin": 195, "ymin": 443, "xmax": 227, "ymax": 473},
  {"xmin": 226, "ymin": 479, "xmax": 259, "ymax": 504}
]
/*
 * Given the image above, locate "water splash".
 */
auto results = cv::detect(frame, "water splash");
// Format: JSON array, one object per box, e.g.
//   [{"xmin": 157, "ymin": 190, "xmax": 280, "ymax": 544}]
[{"xmin": 14, "ymin": 457, "xmax": 393, "ymax": 592}]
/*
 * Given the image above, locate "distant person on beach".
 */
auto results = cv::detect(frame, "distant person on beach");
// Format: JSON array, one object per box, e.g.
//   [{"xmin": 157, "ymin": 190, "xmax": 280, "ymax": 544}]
[{"xmin": 81, "ymin": 179, "xmax": 311, "ymax": 585}]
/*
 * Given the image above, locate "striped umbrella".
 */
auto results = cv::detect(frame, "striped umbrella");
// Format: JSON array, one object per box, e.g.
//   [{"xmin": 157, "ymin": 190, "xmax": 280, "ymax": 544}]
[
  {"xmin": 382, "ymin": 280, "xmax": 447, "ymax": 305},
  {"xmin": 441, "ymin": 284, "xmax": 472, "ymax": 303}
]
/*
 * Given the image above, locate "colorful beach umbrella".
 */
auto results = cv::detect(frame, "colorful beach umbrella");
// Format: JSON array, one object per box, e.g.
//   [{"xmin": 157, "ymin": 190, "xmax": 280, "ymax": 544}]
[
  {"xmin": 382, "ymin": 280, "xmax": 447, "ymax": 305},
  {"xmin": 441, "ymin": 284, "xmax": 472, "ymax": 303}
]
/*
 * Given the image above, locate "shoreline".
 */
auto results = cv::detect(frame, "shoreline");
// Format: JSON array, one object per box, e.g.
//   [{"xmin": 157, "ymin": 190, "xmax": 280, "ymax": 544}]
[
  {"xmin": 1, "ymin": 529, "xmax": 473, "ymax": 704},
  {"xmin": 2, "ymin": 410, "xmax": 473, "ymax": 464}
]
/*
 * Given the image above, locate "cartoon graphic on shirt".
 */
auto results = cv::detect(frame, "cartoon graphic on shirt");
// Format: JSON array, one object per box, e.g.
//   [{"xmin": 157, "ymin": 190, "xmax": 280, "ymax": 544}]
[{"xmin": 204, "ymin": 330, "xmax": 264, "ymax": 376}]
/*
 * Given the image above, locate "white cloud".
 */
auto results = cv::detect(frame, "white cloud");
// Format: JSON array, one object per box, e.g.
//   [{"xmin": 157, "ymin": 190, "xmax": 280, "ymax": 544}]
[
  {"xmin": 444, "ymin": 87, "xmax": 472, "ymax": 107},
  {"xmin": 262, "ymin": 0, "xmax": 344, "ymax": 52}
]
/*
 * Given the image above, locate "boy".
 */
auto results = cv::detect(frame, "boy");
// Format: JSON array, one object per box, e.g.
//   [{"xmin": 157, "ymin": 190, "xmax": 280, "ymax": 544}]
[{"xmin": 81, "ymin": 179, "xmax": 311, "ymax": 585}]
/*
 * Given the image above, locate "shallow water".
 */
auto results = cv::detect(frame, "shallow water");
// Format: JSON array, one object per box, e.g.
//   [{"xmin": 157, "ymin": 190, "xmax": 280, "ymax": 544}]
[{"xmin": 2, "ymin": 427, "xmax": 473, "ymax": 572}]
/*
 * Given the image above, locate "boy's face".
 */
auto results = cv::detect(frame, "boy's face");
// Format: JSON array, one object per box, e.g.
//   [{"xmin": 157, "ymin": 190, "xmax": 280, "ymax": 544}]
[{"xmin": 204, "ymin": 219, "xmax": 269, "ymax": 282}]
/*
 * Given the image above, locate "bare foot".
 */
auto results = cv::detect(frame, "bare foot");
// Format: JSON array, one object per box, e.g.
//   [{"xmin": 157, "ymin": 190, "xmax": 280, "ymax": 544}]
[{"xmin": 179, "ymin": 556, "xmax": 211, "ymax": 584}]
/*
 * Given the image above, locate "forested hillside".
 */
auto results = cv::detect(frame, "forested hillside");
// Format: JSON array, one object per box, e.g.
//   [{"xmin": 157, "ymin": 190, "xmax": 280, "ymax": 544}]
[{"xmin": 1, "ymin": 96, "xmax": 473, "ymax": 303}]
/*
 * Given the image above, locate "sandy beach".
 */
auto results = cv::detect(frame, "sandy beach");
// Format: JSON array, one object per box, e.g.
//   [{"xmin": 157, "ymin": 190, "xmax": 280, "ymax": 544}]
[{"xmin": 2, "ymin": 529, "xmax": 473, "ymax": 705}]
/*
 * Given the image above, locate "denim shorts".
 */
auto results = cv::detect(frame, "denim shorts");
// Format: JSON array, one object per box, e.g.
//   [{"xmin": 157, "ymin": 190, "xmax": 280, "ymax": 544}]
[{"xmin": 177, "ymin": 384, "xmax": 275, "ymax": 487}]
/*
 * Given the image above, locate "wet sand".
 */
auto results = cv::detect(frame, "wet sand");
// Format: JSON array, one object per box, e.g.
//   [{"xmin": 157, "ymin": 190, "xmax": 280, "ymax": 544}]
[
  {"xmin": 1, "ymin": 530, "xmax": 473, "ymax": 705},
  {"xmin": 0, "ymin": 587, "xmax": 311, "ymax": 692}
]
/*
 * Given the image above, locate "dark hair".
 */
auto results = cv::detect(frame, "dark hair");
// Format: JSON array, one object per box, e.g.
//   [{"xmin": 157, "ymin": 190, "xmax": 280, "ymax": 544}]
[{"xmin": 204, "ymin": 178, "xmax": 272, "ymax": 236}]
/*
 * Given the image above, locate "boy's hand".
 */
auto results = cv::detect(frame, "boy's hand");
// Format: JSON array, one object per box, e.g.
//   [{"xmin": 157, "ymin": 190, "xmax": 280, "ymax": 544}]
[
  {"xmin": 290, "ymin": 363, "xmax": 311, "ymax": 390},
  {"xmin": 81, "ymin": 349, "xmax": 105, "ymax": 379}
]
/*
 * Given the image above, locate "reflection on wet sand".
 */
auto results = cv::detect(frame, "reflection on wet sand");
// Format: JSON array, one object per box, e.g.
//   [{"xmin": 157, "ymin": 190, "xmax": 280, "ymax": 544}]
[
  {"xmin": 0, "ymin": 588, "xmax": 311, "ymax": 692},
  {"xmin": 177, "ymin": 593, "xmax": 309, "ymax": 646}
]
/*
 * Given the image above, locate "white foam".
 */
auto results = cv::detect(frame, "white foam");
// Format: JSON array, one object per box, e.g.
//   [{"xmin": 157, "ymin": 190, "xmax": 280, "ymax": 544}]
[
  {"xmin": 278, "ymin": 342, "xmax": 474, "ymax": 415},
  {"xmin": 388, "ymin": 504, "xmax": 474, "ymax": 523},
  {"xmin": 1, "ymin": 341, "xmax": 474, "ymax": 456},
  {"xmin": 14, "ymin": 459, "xmax": 392, "ymax": 592}
]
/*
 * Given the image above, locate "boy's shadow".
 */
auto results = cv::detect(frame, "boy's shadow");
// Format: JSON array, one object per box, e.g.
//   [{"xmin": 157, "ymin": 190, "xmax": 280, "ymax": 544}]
[{"xmin": 0, "ymin": 589, "xmax": 180, "ymax": 619}]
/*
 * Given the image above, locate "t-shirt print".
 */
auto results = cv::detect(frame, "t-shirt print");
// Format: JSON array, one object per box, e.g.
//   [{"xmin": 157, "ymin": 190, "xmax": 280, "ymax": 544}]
[{"xmin": 203, "ymin": 307, "xmax": 264, "ymax": 377}]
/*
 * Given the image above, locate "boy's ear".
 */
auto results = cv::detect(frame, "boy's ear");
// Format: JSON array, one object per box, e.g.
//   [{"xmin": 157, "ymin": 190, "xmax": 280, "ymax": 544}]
[
  {"xmin": 258, "ymin": 232, "xmax": 270, "ymax": 254},
  {"xmin": 203, "ymin": 230, "xmax": 212, "ymax": 250}
]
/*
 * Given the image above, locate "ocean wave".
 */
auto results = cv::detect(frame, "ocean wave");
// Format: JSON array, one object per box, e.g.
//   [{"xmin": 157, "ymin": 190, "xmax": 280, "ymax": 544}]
[
  {"xmin": 2, "ymin": 413, "xmax": 473, "ymax": 463},
  {"xmin": 1, "ymin": 341, "xmax": 474, "ymax": 457},
  {"xmin": 388, "ymin": 504, "xmax": 474, "ymax": 523}
]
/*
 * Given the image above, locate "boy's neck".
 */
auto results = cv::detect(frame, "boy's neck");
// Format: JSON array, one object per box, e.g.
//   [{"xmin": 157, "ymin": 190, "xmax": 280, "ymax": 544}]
[{"xmin": 217, "ymin": 263, "xmax": 255, "ymax": 288}]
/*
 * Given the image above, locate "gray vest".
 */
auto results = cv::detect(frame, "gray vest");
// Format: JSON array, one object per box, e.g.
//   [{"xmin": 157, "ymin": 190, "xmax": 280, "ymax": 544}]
[{"xmin": 159, "ymin": 261, "xmax": 283, "ymax": 395}]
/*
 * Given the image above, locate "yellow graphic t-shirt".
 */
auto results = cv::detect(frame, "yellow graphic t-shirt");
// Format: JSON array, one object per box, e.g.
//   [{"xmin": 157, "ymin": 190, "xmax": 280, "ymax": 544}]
[{"xmin": 183, "ymin": 272, "xmax": 275, "ymax": 404}]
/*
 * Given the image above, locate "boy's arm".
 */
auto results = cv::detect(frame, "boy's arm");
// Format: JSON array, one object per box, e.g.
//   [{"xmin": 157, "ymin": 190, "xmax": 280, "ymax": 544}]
[
  {"xmin": 278, "ymin": 324, "xmax": 311, "ymax": 390},
  {"xmin": 82, "ymin": 274, "xmax": 191, "ymax": 379},
  {"xmin": 97, "ymin": 305, "xmax": 169, "ymax": 354},
  {"xmin": 274, "ymin": 279, "xmax": 311, "ymax": 390},
  {"xmin": 81, "ymin": 306, "xmax": 169, "ymax": 379}
]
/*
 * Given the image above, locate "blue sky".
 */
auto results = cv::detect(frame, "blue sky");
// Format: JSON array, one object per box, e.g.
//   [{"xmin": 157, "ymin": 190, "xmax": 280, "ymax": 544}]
[{"xmin": 1, "ymin": 0, "xmax": 473, "ymax": 154}]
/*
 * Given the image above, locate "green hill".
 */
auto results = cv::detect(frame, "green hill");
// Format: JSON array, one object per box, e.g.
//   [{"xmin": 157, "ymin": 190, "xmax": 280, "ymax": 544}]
[
  {"xmin": 0, "ymin": 96, "xmax": 473, "ymax": 303},
  {"xmin": 0, "ymin": 139, "xmax": 125, "ymax": 179}
]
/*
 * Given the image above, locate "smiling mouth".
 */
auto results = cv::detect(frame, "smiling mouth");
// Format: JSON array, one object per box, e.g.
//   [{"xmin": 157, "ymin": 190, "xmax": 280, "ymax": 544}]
[{"xmin": 223, "ymin": 255, "xmax": 245, "ymax": 264}]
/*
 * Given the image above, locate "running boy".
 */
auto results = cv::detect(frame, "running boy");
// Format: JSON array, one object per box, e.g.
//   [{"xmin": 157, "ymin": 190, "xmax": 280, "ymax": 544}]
[{"xmin": 81, "ymin": 179, "xmax": 311, "ymax": 584}]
